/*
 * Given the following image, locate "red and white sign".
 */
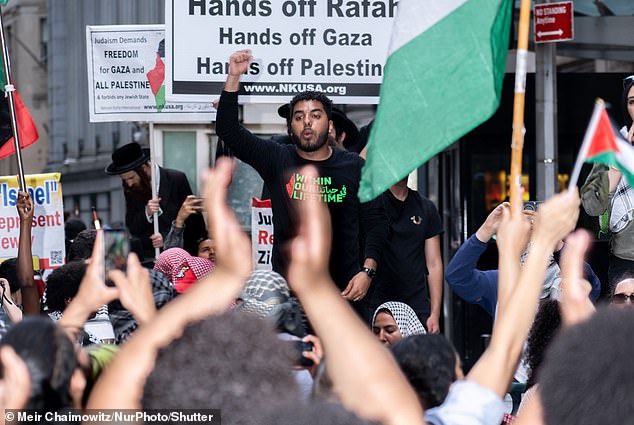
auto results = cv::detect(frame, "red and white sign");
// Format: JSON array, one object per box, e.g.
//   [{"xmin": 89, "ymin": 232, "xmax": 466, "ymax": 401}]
[
  {"xmin": 534, "ymin": 1, "xmax": 573, "ymax": 44},
  {"xmin": 251, "ymin": 198, "xmax": 273, "ymax": 271}
]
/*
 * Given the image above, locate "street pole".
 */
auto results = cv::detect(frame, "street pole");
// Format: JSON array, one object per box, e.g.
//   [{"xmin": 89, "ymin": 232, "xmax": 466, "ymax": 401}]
[
  {"xmin": 0, "ymin": 6, "xmax": 27, "ymax": 191},
  {"xmin": 535, "ymin": 39, "xmax": 558, "ymax": 200}
]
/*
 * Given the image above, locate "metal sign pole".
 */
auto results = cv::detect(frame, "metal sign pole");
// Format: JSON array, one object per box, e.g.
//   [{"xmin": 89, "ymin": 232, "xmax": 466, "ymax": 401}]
[
  {"xmin": 0, "ymin": 6, "xmax": 27, "ymax": 191},
  {"xmin": 149, "ymin": 121, "xmax": 160, "ymax": 259}
]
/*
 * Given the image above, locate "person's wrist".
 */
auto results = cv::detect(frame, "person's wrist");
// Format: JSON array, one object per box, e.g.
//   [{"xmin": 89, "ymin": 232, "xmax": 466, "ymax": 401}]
[
  {"xmin": 475, "ymin": 226, "xmax": 493, "ymax": 243},
  {"xmin": 175, "ymin": 216, "xmax": 185, "ymax": 228},
  {"xmin": 361, "ymin": 267, "xmax": 376, "ymax": 279}
]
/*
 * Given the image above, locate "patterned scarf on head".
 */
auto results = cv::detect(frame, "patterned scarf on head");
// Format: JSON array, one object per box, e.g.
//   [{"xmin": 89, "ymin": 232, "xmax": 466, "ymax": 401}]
[
  {"xmin": 153, "ymin": 247, "xmax": 215, "ymax": 293},
  {"xmin": 235, "ymin": 270, "xmax": 306, "ymax": 337},
  {"xmin": 372, "ymin": 301, "xmax": 426, "ymax": 337}
]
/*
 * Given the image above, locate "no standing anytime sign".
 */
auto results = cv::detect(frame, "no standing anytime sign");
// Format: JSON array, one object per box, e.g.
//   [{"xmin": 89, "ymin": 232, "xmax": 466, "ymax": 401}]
[{"xmin": 534, "ymin": 1, "xmax": 573, "ymax": 44}]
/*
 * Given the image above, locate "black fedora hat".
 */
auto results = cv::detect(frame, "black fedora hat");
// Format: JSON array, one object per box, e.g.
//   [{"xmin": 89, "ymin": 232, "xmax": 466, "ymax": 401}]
[
  {"xmin": 277, "ymin": 103, "xmax": 360, "ymax": 149},
  {"xmin": 105, "ymin": 142, "xmax": 150, "ymax": 175}
]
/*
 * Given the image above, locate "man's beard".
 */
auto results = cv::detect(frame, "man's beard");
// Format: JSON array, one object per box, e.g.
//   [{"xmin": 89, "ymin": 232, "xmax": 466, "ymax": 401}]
[
  {"xmin": 123, "ymin": 168, "xmax": 152, "ymax": 203},
  {"xmin": 291, "ymin": 129, "xmax": 328, "ymax": 153}
]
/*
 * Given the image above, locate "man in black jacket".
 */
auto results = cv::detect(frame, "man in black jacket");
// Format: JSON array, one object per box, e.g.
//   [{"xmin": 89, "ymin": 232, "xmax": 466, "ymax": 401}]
[
  {"xmin": 105, "ymin": 142, "xmax": 206, "ymax": 262},
  {"xmin": 216, "ymin": 49, "xmax": 387, "ymax": 304}
]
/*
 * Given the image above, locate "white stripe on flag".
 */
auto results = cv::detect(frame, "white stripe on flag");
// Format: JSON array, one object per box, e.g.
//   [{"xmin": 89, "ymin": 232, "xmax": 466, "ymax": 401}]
[
  {"xmin": 388, "ymin": 0, "xmax": 467, "ymax": 55},
  {"xmin": 615, "ymin": 138, "xmax": 634, "ymax": 175}
]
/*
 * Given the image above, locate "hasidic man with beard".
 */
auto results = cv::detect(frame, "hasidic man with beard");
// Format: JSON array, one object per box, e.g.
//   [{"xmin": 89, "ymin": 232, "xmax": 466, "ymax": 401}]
[
  {"xmin": 216, "ymin": 50, "xmax": 387, "ymax": 307},
  {"xmin": 105, "ymin": 142, "xmax": 207, "ymax": 263}
]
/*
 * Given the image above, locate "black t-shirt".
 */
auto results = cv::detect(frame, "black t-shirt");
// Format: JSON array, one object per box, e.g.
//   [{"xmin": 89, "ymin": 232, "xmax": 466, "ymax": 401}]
[
  {"xmin": 216, "ymin": 91, "xmax": 387, "ymax": 289},
  {"xmin": 367, "ymin": 189, "xmax": 442, "ymax": 317}
]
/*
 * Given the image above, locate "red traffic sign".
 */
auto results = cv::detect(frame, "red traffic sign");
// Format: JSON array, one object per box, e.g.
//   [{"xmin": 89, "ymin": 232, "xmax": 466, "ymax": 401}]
[{"xmin": 534, "ymin": 1, "xmax": 573, "ymax": 43}]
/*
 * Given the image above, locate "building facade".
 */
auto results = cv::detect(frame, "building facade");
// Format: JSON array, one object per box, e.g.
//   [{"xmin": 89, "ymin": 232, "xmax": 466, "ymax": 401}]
[{"xmin": 0, "ymin": 0, "xmax": 48, "ymax": 176}]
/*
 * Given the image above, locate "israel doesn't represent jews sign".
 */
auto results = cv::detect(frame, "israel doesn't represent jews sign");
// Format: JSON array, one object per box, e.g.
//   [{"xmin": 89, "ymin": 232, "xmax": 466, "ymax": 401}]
[
  {"xmin": 0, "ymin": 173, "xmax": 65, "ymax": 270},
  {"xmin": 86, "ymin": 25, "xmax": 216, "ymax": 122},
  {"xmin": 166, "ymin": 0, "xmax": 398, "ymax": 104}
]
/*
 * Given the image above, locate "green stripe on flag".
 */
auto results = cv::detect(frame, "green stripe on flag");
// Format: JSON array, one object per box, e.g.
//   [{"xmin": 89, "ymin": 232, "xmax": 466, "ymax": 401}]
[
  {"xmin": 359, "ymin": 0, "xmax": 512, "ymax": 201},
  {"xmin": 0, "ymin": 1, "xmax": 8, "ymax": 6},
  {"xmin": 586, "ymin": 151, "xmax": 618, "ymax": 169}
]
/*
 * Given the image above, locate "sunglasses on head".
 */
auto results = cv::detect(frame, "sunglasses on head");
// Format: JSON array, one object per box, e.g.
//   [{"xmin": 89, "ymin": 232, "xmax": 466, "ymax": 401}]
[
  {"xmin": 623, "ymin": 75, "xmax": 634, "ymax": 90},
  {"xmin": 612, "ymin": 293, "xmax": 634, "ymax": 304}
]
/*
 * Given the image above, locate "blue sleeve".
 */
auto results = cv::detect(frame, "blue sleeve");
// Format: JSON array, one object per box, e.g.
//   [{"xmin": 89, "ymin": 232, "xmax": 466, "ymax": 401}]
[
  {"xmin": 445, "ymin": 234, "xmax": 498, "ymax": 317},
  {"xmin": 583, "ymin": 261, "xmax": 602, "ymax": 302}
]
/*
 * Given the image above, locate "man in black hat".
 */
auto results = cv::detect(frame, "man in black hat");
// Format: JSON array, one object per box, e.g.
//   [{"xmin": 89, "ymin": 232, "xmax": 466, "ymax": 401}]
[
  {"xmin": 276, "ymin": 103, "xmax": 360, "ymax": 151},
  {"xmin": 216, "ymin": 49, "xmax": 387, "ymax": 307},
  {"xmin": 105, "ymin": 142, "xmax": 207, "ymax": 262}
]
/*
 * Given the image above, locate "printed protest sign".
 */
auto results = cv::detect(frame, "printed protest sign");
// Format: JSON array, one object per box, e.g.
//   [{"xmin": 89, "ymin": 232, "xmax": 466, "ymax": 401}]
[
  {"xmin": 0, "ymin": 173, "xmax": 65, "ymax": 270},
  {"xmin": 86, "ymin": 24, "xmax": 216, "ymax": 122},
  {"xmin": 251, "ymin": 198, "xmax": 273, "ymax": 270},
  {"xmin": 166, "ymin": 0, "xmax": 398, "ymax": 103}
]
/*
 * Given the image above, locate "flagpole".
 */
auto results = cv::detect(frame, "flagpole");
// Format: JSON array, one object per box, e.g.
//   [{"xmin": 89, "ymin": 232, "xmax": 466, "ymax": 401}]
[
  {"xmin": 568, "ymin": 99, "xmax": 604, "ymax": 191},
  {"xmin": 0, "ymin": 6, "xmax": 27, "ymax": 192},
  {"xmin": 509, "ymin": 0, "xmax": 532, "ymax": 212}
]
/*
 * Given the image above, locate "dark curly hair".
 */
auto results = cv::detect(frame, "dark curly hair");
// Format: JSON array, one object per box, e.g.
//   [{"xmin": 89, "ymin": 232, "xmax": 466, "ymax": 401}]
[
  {"xmin": 391, "ymin": 334, "xmax": 457, "ymax": 409},
  {"xmin": 143, "ymin": 312, "xmax": 299, "ymax": 424},
  {"xmin": 525, "ymin": 299, "xmax": 561, "ymax": 389},
  {"xmin": 259, "ymin": 400, "xmax": 378, "ymax": 425},
  {"xmin": 0, "ymin": 258, "xmax": 20, "ymax": 293},
  {"xmin": 68, "ymin": 229, "xmax": 97, "ymax": 262},
  {"xmin": 45, "ymin": 260, "xmax": 87, "ymax": 312}
]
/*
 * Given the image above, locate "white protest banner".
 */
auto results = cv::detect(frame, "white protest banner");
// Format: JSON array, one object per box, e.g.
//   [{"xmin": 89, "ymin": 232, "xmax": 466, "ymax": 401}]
[
  {"xmin": 166, "ymin": 0, "xmax": 398, "ymax": 104},
  {"xmin": 251, "ymin": 198, "xmax": 273, "ymax": 270},
  {"xmin": 0, "ymin": 173, "xmax": 65, "ymax": 270},
  {"xmin": 86, "ymin": 25, "xmax": 216, "ymax": 122}
]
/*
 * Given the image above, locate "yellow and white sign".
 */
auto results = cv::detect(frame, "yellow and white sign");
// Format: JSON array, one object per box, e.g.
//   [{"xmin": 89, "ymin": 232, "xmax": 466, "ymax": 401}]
[{"xmin": 0, "ymin": 173, "xmax": 65, "ymax": 270}]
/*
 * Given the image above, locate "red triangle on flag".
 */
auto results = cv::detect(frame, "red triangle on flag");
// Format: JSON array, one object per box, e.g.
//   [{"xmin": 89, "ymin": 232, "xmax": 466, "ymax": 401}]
[
  {"xmin": 586, "ymin": 107, "xmax": 619, "ymax": 158},
  {"xmin": 0, "ymin": 90, "xmax": 39, "ymax": 160},
  {"xmin": 147, "ymin": 53, "xmax": 165, "ymax": 97}
]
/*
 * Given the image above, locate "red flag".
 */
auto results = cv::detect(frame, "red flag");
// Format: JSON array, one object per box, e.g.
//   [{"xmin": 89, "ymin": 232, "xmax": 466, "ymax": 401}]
[{"xmin": 0, "ymin": 90, "xmax": 39, "ymax": 160}]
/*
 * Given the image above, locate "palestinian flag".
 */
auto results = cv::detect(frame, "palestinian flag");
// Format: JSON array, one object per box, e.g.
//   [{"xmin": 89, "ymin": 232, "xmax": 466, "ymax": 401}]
[
  {"xmin": 359, "ymin": 0, "xmax": 512, "ymax": 201},
  {"xmin": 146, "ymin": 39, "xmax": 165, "ymax": 113},
  {"xmin": 574, "ymin": 99, "xmax": 634, "ymax": 187},
  {"xmin": 0, "ymin": 51, "xmax": 39, "ymax": 160}
]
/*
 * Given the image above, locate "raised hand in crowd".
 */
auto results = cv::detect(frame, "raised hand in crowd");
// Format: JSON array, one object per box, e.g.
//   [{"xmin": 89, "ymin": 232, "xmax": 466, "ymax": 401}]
[
  {"xmin": 514, "ymin": 227, "xmax": 593, "ymax": 425},
  {"xmin": 0, "ymin": 279, "xmax": 22, "ymax": 324},
  {"xmin": 108, "ymin": 254, "xmax": 156, "ymax": 325},
  {"xmin": 558, "ymin": 229, "xmax": 595, "ymax": 326},
  {"xmin": 494, "ymin": 194, "xmax": 531, "ymax": 311},
  {"xmin": 475, "ymin": 201, "xmax": 510, "ymax": 243},
  {"xmin": 225, "ymin": 49, "xmax": 252, "ymax": 92},
  {"xmin": 468, "ymin": 188, "xmax": 580, "ymax": 401},
  {"xmin": 0, "ymin": 346, "xmax": 31, "ymax": 420},
  {"xmin": 175, "ymin": 195, "xmax": 204, "ymax": 228},
  {"xmin": 286, "ymin": 166, "xmax": 424, "ymax": 425},
  {"xmin": 16, "ymin": 191, "xmax": 39, "ymax": 315},
  {"xmin": 88, "ymin": 157, "xmax": 252, "ymax": 410}
]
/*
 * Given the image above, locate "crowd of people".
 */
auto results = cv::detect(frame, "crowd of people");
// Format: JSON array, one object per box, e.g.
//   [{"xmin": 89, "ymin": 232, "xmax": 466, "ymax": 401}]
[{"xmin": 0, "ymin": 50, "xmax": 634, "ymax": 425}]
